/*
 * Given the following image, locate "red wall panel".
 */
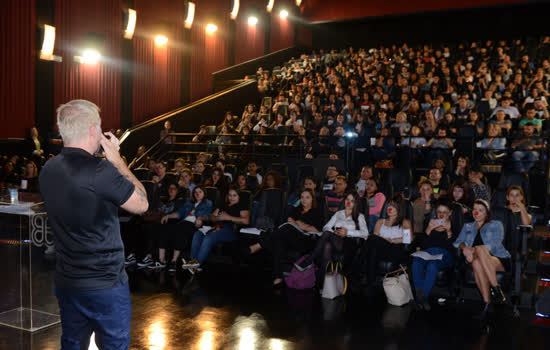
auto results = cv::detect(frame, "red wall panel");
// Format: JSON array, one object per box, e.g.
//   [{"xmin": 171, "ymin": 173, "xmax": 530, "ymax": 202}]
[
  {"xmin": 234, "ymin": 0, "xmax": 266, "ymax": 64},
  {"xmin": 132, "ymin": 0, "xmax": 183, "ymax": 124},
  {"xmin": 54, "ymin": 0, "xmax": 122, "ymax": 132},
  {"xmin": 0, "ymin": 0, "xmax": 35, "ymax": 138},
  {"xmin": 270, "ymin": 4, "xmax": 295, "ymax": 53},
  {"xmin": 189, "ymin": 0, "xmax": 229, "ymax": 102},
  {"xmin": 302, "ymin": 0, "xmax": 532, "ymax": 22}
]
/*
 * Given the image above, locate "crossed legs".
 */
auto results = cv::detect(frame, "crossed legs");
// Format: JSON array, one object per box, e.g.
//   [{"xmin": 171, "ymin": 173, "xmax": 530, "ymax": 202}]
[{"xmin": 470, "ymin": 245, "xmax": 504, "ymax": 303}]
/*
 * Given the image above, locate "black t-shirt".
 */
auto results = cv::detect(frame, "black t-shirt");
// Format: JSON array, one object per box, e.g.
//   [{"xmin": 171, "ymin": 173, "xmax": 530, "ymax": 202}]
[
  {"xmin": 288, "ymin": 206, "xmax": 323, "ymax": 231},
  {"xmin": 218, "ymin": 202, "xmax": 247, "ymax": 227},
  {"xmin": 39, "ymin": 147, "xmax": 135, "ymax": 290},
  {"xmin": 473, "ymin": 229, "xmax": 484, "ymax": 247},
  {"xmin": 422, "ymin": 229, "xmax": 454, "ymax": 251}
]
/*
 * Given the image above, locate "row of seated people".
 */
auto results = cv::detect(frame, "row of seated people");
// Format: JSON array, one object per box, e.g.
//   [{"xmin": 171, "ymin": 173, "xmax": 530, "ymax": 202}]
[
  {"xmin": 0, "ymin": 155, "xmax": 42, "ymax": 192},
  {"xmin": 131, "ymin": 147, "xmax": 526, "ymax": 229},
  {"xmin": 123, "ymin": 157, "xmax": 532, "ymax": 318},
  {"xmin": 184, "ymin": 120, "xmax": 546, "ymax": 176}
]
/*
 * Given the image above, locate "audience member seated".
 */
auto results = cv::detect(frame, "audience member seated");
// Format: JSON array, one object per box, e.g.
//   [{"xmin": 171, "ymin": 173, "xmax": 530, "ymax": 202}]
[
  {"xmin": 519, "ymin": 105, "xmax": 542, "ymax": 132},
  {"xmin": 413, "ymin": 179, "xmax": 434, "ymax": 233},
  {"xmin": 451, "ymin": 156, "xmax": 470, "ymax": 183},
  {"xmin": 412, "ymin": 199, "xmax": 456, "ymax": 310},
  {"xmin": 297, "ymin": 192, "xmax": 369, "ymax": 280},
  {"xmin": 134, "ymin": 182, "xmax": 186, "ymax": 271},
  {"xmin": 205, "ymin": 168, "xmax": 229, "ymax": 199},
  {"xmin": 173, "ymin": 158, "xmax": 186, "ymax": 176},
  {"xmin": 355, "ymin": 165, "xmax": 375, "ymax": 197},
  {"xmin": 468, "ymin": 166, "xmax": 491, "ymax": 201},
  {"xmin": 490, "ymin": 109, "xmax": 513, "ymax": 135},
  {"xmin": 426, "ymin": 127, "xmax": 453, "ymax": 167},
  {"xmin": 453, "ymin": 199, "xmax": 510, "ymax": 320},
  {"xmin": 192, "ymin": 125, "xmax": 208, "ymax": 143},
  {"xmin": 214, "ymin": 159, "xmax": 233, "ymax": 182},
  {"xmin": 159, "ymin": 186, "xmax": 214, "ymax": 269},
  {"xmin": 363, "ymin": 196, "xmax": 412, "ymax": 285},
  {"xmin": 506, "ymin": 185, "xmax": 532, "ymax": 225},
  {"xmin": 152, "ymin": 161, "xmax": 171, "ymax": 199},
  {"xmin": 247, "ymin": 161, "xmax": 263, "ymax": 185},
  {"xmin": 236, "ymin": 172, "xmax": 255, "ymax": 192},
  {"xmin": 373, "ymin": 127, "xmax": 396, "ymax": 162},
  {"xmin": 247, "ymin": 189, "xmax": 323, "ymax": 287},
  {"xmin": 428, "ymin": 167, "xmax": 448, "ymax": 199},
  {"xmin": 325, "ymin": 176, "xmax": 348, "ymax": 214},
  {"xmin": 364, "ymin": 178, "xmax": 386, "ymax": 232},
  {"xmin": 184, "ymin": 186, "xmax": 249, "ymax": 273},
  {"xmin": 322, "ymin": 164, "xmax": 339, "ymax": 192},
  {"xmin": 218, "ymin": 111, "xmax": 236, "ymax": 132},
  {"xmin": 215, "ymin": 125, "xmax": 232, "ymax": 145},
  {"xmin": 490, "ymin": 97, "xmax": 520, "ymax": 120},
  {"xmin": 511, "ymin": 123, "xmax": 543, "ymax": 173},
  {"xmin": 449, "ymin": 180, "xmax": 472, "ymax": 217},
  {"xmin": 480, "ymin": 124, "xmax": 506, "ymax": 161},
  {"xmin": 21, "ymin": 161, "xmax": 40, "ymax": 192},
  {"xmin": 288, "ymin": 176, "xmax": 319, "ymax": 208},
  {"xmin": 177, "ymin": 168, "xmax": 195, "ymax": 196},
  {"xmin": 0, "ymin": 161, "xmax": 19, "ymax": 186}
]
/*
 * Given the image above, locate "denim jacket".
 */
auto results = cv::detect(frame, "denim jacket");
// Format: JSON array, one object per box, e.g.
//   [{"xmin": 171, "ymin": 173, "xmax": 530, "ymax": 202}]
[
  {"xmin": 453, "ymin": 220, "xmax": 510, "ymax": 258},
  {"xmin": 177, "ymin": 199, "xmax": 213, "ymax": 220}
]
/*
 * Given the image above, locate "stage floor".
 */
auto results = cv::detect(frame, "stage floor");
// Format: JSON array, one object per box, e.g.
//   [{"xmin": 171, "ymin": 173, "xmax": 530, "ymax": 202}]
[{"xmin": 0, "ymin": 259, "xmax": 548, "ymax": 350}]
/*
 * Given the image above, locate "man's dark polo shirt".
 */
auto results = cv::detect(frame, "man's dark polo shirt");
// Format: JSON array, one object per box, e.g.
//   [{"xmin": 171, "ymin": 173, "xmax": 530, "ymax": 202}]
[{"xmin": 39, "ymin": 147, "xmax": 134, "ymax": 290}]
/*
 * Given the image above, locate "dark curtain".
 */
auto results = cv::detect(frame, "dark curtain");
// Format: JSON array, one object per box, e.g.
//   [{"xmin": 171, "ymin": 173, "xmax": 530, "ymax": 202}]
[
  {"xmin": 297, "ymin": 24, "xmax": 313, "ymax": 48},
  {"xmin": 0, "ymin": 0, "xmax": 35, "ymax": 138},
  {"xmin": 189, "ymin": 0, "xmax": 229, "ymax": 102},
  {"xmin": 234, "ymin": 0, "xmax": 266, "ymax": 64},
  {"xmin": 54, "ymin": 0, "xmax": 122, "ymax": 132},
  {"xmin": 132, "ymin": 0, "xmax": 183, "ymax": 125}
]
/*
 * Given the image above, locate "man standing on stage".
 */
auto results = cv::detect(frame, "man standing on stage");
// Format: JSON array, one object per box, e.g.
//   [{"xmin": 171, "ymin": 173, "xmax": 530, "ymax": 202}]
[{"xmin": 39, "ymin": 99, "xmax": 148, "ymax": 350}]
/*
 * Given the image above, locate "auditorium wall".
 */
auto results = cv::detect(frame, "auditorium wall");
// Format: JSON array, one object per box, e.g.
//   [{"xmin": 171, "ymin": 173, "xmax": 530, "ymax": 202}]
[
  {"xmin": 0, "ymin": 0, "xmax": 302, "ymax": 138},
  {"xmin": 306, "ymin": 1, "xmax": 550, "ymax": 51}
]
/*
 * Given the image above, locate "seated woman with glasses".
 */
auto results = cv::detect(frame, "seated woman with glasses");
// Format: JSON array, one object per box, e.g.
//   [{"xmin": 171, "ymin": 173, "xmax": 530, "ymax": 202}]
[
  {"xmin": 453, "ymin": 199, "xmax": 510, "ymax": 320},
  {"xmin": 412, "ymin": 199, "xmax": 456, "ymax": 311}
]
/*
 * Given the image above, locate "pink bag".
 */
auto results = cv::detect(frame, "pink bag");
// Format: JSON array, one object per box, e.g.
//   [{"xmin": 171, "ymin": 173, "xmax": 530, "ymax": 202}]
[{"xmin": 284, "ymin": 255, "xmax": 317, "ymax": 290}]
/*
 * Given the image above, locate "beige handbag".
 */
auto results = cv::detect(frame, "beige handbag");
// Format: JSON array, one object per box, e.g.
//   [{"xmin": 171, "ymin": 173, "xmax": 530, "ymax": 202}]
[
  {"xmin": 321, "ymin": 262, "xmax": 348, "ymax": 299},
  {"xmin": 382, "ymin": 265, "xmax": 414, "ymax": 306}
]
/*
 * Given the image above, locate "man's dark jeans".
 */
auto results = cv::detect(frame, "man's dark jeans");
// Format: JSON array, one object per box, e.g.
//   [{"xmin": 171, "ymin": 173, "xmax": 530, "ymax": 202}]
[{"xmin": 55, "ymin": 282, "xmax": 131, "ymax": 350}]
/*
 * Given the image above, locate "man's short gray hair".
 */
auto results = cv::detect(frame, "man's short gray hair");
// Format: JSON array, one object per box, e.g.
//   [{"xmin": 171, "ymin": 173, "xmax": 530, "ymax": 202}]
[{"xmin": 56, "ymin": 99, "xmax": 101, "ymax": 144}]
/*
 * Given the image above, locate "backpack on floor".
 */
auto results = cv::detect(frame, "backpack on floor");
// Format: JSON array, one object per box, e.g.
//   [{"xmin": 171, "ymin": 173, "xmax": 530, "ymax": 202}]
[{"xmin": 285, "ymin": 255, "xmax": 316, "ymax": 290}]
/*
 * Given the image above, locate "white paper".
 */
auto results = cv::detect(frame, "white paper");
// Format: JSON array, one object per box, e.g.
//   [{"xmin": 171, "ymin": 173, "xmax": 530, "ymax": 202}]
[
  {"xmin": 199, "ymin": 226, "xmax": 213, "ymax": 234},
  {"xmin": 411, "ymin": 251, "xmax": 443, "ymax": 261},
  {"xmin": 240, "ymin": 227, "xmax": 263, "ymax": 235},
  {"xmin": 184, "ymin": 216, "xmax": 196, "ymax": 223}
]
